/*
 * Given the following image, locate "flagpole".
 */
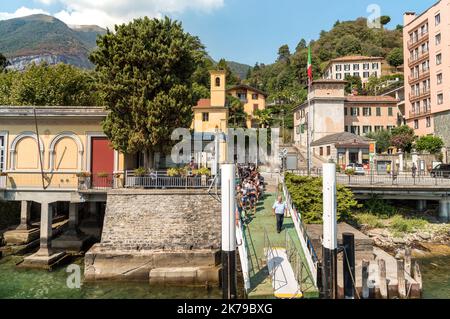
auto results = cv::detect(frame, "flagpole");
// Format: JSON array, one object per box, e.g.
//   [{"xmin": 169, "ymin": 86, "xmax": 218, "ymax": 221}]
[{"xmin": 307, "ymin": 78, "xmax": 312, "ymax": 176}]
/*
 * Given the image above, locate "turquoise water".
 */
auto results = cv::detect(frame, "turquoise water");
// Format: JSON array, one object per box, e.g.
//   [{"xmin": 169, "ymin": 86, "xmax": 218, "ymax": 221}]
[
  {"xmin": 0, "ymin": 256, "xmax": 221, "ymax": 299},
  {"xmin": 0, "ymin": 254, "xmax": 448, "ymax": 299},
  {"xmin": 419, "ymin": 255, "xmax": 450, "ymax": 299}
]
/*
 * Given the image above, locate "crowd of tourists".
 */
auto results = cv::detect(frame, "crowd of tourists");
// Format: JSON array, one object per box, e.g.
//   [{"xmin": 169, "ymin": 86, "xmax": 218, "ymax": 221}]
[{"xmin": 236, "ymin": 165, "xmax": 265, "ymax": 220}]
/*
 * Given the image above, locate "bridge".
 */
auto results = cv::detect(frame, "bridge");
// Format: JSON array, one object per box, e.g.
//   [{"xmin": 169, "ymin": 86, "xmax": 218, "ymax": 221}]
[{"xmin": 291, "ymin": 170, "xmax": 450, "ymax": 222}]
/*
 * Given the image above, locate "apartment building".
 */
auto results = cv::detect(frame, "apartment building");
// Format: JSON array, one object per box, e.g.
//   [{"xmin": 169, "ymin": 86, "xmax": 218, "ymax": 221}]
[
  {"xmin": 323, "ymin": 56, "xmax": 383, "ymax": 84},
  {"xmin": 404, "ymin": 1, "xmax": 450, "ymax": 146},
  {"xmin": 227, "ymin": 84, "xmax": 268, "ymax": 128},
  {"xmin": 293, "ymin": 80, "xmax": 398, "ymax": 150}
]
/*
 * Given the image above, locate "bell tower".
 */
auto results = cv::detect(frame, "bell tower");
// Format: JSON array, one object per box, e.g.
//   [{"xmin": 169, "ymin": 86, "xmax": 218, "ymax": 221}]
[{"xmin": 210, "ymin": 70, "xmax": 226, "ymax": 107}]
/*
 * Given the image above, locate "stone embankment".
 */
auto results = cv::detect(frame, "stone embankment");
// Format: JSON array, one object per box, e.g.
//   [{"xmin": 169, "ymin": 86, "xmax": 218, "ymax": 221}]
[{"xmin": 362, "ymin": 224, "xmax": 450, "ymax": 258}]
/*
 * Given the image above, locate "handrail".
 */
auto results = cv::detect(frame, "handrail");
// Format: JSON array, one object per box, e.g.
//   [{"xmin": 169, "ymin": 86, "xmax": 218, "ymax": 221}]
[
  {"xmin": 236, "ymin": 203, "xmax": 251, "ymax": 293},
  {"xmin": 280, "ymin": 174, "xmax": 318, "ymax": 287}
]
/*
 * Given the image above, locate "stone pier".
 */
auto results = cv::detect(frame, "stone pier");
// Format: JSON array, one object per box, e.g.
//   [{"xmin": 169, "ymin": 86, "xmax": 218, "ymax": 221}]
[
  {"xmin": 22, "ymin": 202, "xmax": 65, "ymax": 268},
  {"xmin": 53, "ymin": 203, "xmax": 91, "ymax": 252},
  {"xmin": 417, "ymin": 200, "xmax": 427, "ymax": 213},
  {"xmin": 84, "ymin": 189, "xmax": 222, "ymax": 285}
]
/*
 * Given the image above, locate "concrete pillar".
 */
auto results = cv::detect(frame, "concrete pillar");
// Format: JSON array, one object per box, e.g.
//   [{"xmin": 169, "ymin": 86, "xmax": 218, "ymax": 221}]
[
  {"xmin": 16, "ymin": 200, "xmax": 31, "ymax": 230},
  {"xmin": 36, "ymin": 202, "xmax": 53, "ymax": 257},
  {"xmin": 345, "ymin": 149, "xmax": 350, "ymax": 166},
  {"xmin": 66, "ymin": 203, "xmax": 79, "ymax": 237},
  {"xmin": 412, "ymin": 151, "xmax": 419, "ymax": 168},
  {"xmin": 417, "ymin": 200, "xmax": 427, "ymax": 212},
  {"xmin": 399, "ymin": 151, "xmax": 404, "ymax": 173},
  {"xmin": 439, "ymin": 199, "xmax": 450, "ymax": 223},
  {"xmin": 358, "ymin": 149, "xmax": 363, "ymax": 164}
]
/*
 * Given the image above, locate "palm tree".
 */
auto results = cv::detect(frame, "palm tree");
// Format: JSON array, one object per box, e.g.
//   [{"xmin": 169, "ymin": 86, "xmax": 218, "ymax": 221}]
[
  {"xmin": 254, "ymin": 109, "xmax": 274, "ymax": 128},
  {"xmin": 228, "ymin": 95, "xmax": 248, "ymax": 128}
]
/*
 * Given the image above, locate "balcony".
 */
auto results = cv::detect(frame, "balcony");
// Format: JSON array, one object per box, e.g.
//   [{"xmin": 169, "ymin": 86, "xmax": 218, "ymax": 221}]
[
  {"xmin": 408, "ymin": 50, "xmax": 429, "ymax": 67},
  {"xmin": 409, "ymin": 108, "xmax": 431, "ymax": 118},
  {"xmin": 409, "ymin": 88, "xmax": 431, "ymax": 102},
  {"xmin": 408, "ymin": 69, "xmax": 430, "ymax": 84},
  {"xmin": 407, "ymin": 31, "xmax": 429, "ymax": 50}
]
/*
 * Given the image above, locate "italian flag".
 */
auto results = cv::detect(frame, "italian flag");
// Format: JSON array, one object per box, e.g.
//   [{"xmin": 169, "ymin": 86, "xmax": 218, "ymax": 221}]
[{"xmin": 307, "ymin": 46, "xmax": 313, "ymax": 84}]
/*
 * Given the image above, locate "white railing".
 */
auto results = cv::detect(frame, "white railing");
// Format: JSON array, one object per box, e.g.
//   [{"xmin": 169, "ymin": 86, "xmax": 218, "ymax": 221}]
[
  {"xmin": 236, "ymin": 207, "xmax": 251, "ymax": 293},
  {"xmin": 124, "ymin": 171, "xmax": 211, "ymax": 189},
  {"xmin": 281, "ymin": 174, "xmax": 319, "ymax": 287}
]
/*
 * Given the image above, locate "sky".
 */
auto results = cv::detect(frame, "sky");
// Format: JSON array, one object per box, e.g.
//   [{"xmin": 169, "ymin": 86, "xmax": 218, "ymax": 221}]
[{"xmin": 0, "ymin": 0, "xmax": 440, "ymax": 65}]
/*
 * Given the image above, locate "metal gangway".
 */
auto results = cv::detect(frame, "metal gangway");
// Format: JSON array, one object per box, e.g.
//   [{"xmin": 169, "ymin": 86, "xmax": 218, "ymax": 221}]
[{"xmin": 280, "ymin": 174, "xmax": 320, "ymax": 288}]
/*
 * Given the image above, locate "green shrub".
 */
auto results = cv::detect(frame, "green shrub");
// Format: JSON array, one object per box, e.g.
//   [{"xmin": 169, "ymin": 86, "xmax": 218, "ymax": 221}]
[
  {"xmin": 133, "ymin": 167, "xmax": 148, "ymax": 177},
  {"xmin": 345, "ymin": 168, "xmax": 355, "ymax": 176},
  {"xmin": 389, "ymin": 215, "xmax": 428, "ymax": 233},
  {"xmin": 363, "ymin": 197, "xmax": 397, "ymax": 218},
  {"xmin": 285, "ymin": 173, "xmax": 360, "ymax": 224},
  {"xmin": 355, "ymin": 213, "xmax": 384, "ymax": 229},
  {"xmin": 194, "ymin": 168, "xmax": 211, "ymax": 176}
]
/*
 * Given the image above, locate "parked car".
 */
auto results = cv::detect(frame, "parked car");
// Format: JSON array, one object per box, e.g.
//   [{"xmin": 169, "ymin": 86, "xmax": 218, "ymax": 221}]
[
  {"xmin": 346, "ymin": 163, "xmax": 366, "ymax": 176},
  {"xmin": 430, "ymin": 164, "xmax": 450, "ymax": 178}
]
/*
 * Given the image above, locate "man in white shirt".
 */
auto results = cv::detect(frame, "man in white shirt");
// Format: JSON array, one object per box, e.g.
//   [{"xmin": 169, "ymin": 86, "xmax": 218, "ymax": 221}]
[{"xmin": 272, "ymin": 196, "xmax": 287, "ymax": 234}]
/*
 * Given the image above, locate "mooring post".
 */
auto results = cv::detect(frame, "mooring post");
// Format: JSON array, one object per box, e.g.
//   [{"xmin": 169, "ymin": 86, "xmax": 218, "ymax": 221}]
[
  {"xmin": 413, "ymin": 261, "xmax": 423, "ymax": 297},
  {"xmin": 221, "ymin": 163, "xmax": 237, "ymax": 299},
  {"xmin": 405, "ymin": 247, "xmax": 412, "ymax": 275},
  {"xmin": 397, "ymin": 259, "xmax": 407, "ymax": 299},
  {"xmin": 343, "ymin": 233, "xmax": 356, "ymax": 299},
  {"xmin": 378, "ymin": 259, "xmax": 388, "ymax": 299},
  {"xmin": 322, "ymin": 163, "xmax": 338, "ymax": 299},
  {"xmin": 362, "ymin": 260, "xmax": 370, "ymax": 299}
]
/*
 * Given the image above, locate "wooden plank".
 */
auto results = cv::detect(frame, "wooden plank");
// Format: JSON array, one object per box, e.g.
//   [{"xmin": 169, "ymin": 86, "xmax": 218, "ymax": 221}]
[
  {"xmin": 413, "ymin": 261, "xmax": 423, "ymax": 294},
  {"xmin": 404, "ymin": 247, "xmax": 412, "ymax": 275},
  {"xmin": 397, "ymin": 259, "xmax": 407, "ymax": 299},
  {"xmin": 362, "ymin": 259, "xmax": 370, "ymax": 299},
  {"xmin": 378, "ymin": 259, "xmax": 388, "ymax": 299}
]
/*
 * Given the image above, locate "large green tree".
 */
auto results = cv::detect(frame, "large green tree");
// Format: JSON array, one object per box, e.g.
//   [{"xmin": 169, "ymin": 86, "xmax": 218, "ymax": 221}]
[
  {"xmin": 387, "ymin": 47, "xmax": 404, "ymax": 67},
  {"xmin": 366, "ymin": 130, "xmax": 392, "ymax": 153},
  {"xmin": 90, "ymin": 17, "xmax": 204, "ymax": 168},
  {"xmin": 0, "ymin": 63, "xmax": 100, "ymax": 106}
]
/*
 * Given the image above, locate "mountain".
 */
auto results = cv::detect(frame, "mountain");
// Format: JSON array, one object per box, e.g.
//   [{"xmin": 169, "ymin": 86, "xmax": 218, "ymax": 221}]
[
  {"xmin": 0, "ymin": 14, "xmax": 106, "ymax": 70},
  {"xmin": 226, "ymin": 61, "xmax": 251, "ymax": 80}
]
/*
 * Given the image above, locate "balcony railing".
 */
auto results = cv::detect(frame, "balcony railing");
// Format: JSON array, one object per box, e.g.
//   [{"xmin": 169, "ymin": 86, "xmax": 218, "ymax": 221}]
[
  {"xmin": 408, "ymin": 50, "xmax": 429, "ymax": 67},
  {"xmin": 409, "ymin": 69, "xmax": 430, "ymax": 83},
  {"xmin": 409, "ymin": 88, "xmax": 431, "ymax": 101},
  {"xmin": 407, "ymin": 31, "xmax": 429, "ymax": 49},
  {"xmin": 409, "ymin": 108, "xmax": 431, "ymax": 118}
]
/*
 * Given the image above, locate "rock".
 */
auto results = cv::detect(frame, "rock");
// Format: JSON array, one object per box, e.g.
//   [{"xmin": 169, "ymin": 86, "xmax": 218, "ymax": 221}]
[
  {"xmin": 393, "ymin": 238, "xmax": 406, "ymax": 245},
  {"xmin": 367, "ymin": 229, "xmax": 389, "ymax": 238},
  {"xmin": 418, "ymin": 232, "xmax": 431, "ymax": 241}
]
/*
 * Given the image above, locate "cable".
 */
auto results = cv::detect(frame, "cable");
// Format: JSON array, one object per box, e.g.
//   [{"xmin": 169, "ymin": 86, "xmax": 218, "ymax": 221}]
[{"xmin": 33, "ymin": 108, "xmax": 47, "ymax": 190}]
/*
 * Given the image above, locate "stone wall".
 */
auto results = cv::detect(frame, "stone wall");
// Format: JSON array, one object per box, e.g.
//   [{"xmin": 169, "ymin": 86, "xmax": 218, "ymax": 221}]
[
  {"xmin": 100, "ymin": 189, "xmax": 222, "ymax": 251},
  {"xmin": 434, "ymin": 111, "xmax": 450, "ymax": 148}
]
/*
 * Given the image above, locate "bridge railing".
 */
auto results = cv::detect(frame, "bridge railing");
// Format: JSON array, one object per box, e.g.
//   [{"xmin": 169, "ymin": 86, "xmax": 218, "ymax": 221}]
[
  {"xmin": 280, "ymin": 175, "xmax": 319, "ymax": 287},
  {"xmin": 292, "ymin": 170, "xmax": 450, "ymax": 187}
]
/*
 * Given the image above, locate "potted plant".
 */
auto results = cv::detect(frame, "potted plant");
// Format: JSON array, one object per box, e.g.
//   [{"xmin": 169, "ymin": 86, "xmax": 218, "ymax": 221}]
[
  {"xmin": 76, "ymin": 172, "xmax": 91, "ymax": 189},
  {"xmin": 133, "ymin": 167, "xmax": 147, "ymax": 188},
  {"xmin": 345, "ymin": 168, "xmax": 355, "ymax": 184},
  {"xmin": 194, "ymin": 168, "xmax": 211, "ymax": 186}
]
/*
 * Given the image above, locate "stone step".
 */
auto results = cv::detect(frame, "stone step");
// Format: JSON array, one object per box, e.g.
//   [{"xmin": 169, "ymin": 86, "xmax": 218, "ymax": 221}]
[{"xmin": 149, "ymin": 266, "xmax": 221, "ymax": 286}]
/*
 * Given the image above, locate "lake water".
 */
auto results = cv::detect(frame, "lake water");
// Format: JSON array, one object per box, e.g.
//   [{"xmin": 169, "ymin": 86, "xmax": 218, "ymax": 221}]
[
  {"xmin": 0, "ymin": 256, "xmax": 221, "ymax": 299},
  {"xmin": 0, "ymin": 254, "xmax": 448, "ymax": 299}
]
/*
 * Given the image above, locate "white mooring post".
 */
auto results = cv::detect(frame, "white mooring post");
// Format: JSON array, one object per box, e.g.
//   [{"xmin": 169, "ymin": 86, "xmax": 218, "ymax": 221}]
[
  {"xmin": 322, "ymin": 163, "xmax": 338, "ymax": 299},
  {"xmin": 221, "ymin": 163, "xmax": 237, "ymax": 299}
]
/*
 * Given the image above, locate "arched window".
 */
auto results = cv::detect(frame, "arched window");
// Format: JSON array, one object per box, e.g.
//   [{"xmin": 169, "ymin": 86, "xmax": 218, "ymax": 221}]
[{"xmin": 215, "ymin": 77, "xmax": 221, "ymax": 87}]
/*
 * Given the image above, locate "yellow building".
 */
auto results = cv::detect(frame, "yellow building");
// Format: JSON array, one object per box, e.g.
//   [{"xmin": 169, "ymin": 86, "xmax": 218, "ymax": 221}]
[
  {"xmin": 227, "ymin": 84, "xmax": 268, "ymax": 128},
  {"xmin": 192, "ymin": 70, "xmax": 229, "ymax": 133}
]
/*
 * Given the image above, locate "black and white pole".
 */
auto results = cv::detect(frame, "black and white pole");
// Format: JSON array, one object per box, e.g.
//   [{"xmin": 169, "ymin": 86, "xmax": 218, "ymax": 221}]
[
  {"xmin": 343, "ymin": 232, "xmax": 356, "ymax": 299},
  {"xmin": 221, "ymin": 163, "xmax": 237, "ymax": 299},
  {"xmin": 322, "ymin": 163, "xmax": 338, "ymax": 299}
]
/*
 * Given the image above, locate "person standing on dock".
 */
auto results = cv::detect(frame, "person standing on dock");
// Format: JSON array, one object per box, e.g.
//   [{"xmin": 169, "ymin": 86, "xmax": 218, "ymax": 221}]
[{"xmin": 273, "ymin": 196, "xmax": 287, "ymax": 234}]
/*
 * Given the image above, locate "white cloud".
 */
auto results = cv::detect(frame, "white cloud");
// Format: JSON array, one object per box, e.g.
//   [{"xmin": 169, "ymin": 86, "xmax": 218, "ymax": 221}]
[
  {"xmin": 2, "ymin": 0, "xmax": 224, "ymax": 28},
  {"xmin": 0, "ymin": 6, "xmax": 50, "ymax": 20}
]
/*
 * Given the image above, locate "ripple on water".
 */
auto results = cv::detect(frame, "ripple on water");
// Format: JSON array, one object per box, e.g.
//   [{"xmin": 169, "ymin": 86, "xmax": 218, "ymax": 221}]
[{"xmin": 0, "ymin": 256, "xmax": 221, "ymax": 299}]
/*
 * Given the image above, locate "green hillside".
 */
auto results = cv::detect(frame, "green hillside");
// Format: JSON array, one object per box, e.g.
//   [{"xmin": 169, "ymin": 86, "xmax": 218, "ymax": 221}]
[{"xmin": 0, "ymin": 14, "xmax": 106, "ymax": 69}]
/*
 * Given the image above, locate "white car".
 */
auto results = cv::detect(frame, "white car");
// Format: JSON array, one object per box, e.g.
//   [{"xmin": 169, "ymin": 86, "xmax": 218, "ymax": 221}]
[{"xmin": 346, "ymin": 163, "xmax": 365, "ymax": 176}]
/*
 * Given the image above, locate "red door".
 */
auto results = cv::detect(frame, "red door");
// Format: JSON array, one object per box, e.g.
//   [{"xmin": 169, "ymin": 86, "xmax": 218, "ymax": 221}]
[{"xmin": 91, "ymin": 137, "xmax": 114, "ymax": 188}]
